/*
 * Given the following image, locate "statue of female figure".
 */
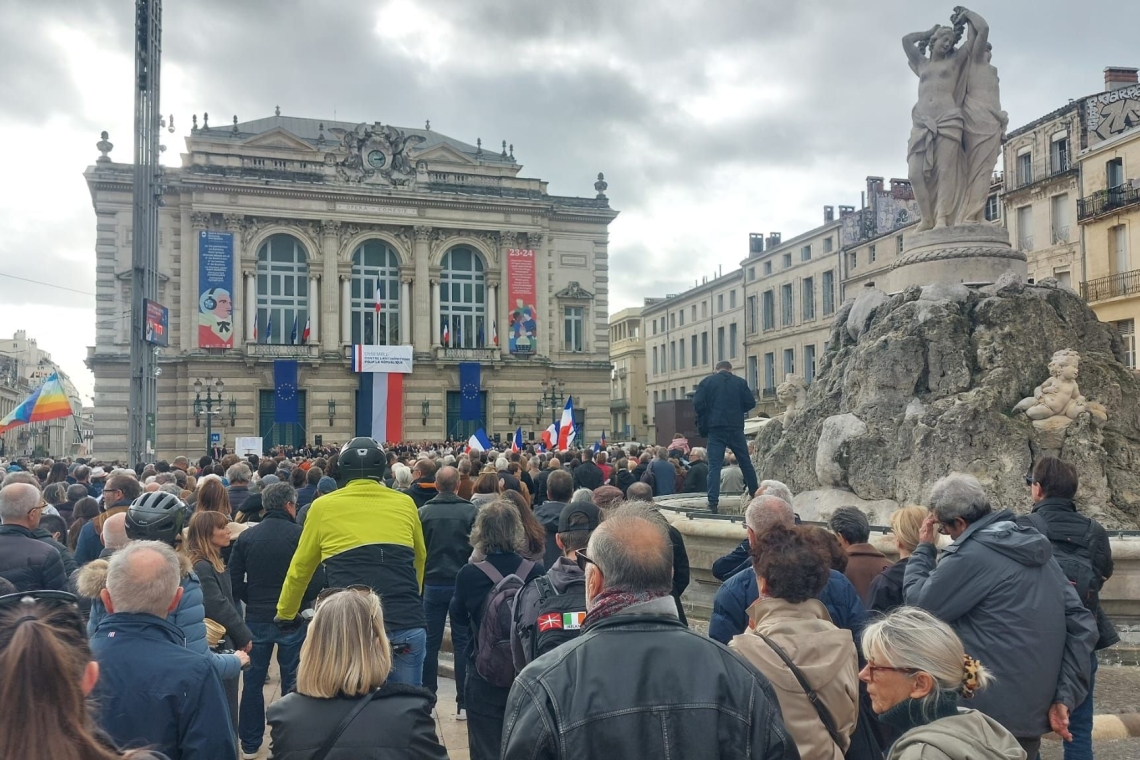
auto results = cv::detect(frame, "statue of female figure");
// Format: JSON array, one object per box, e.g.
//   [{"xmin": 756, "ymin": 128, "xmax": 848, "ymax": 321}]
[
  {"xmin": 902, "ymin": 16, "xmax": 973, "ymax": 230},
  {"xmin": 957, "ymin": 7, "xmax": 1008, "ymax": 224}
]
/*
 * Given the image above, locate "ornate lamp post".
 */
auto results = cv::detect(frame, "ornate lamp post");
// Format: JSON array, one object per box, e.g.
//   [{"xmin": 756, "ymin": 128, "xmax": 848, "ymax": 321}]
[
  {"xmin": 538, "ymin": 379, "xmax": 567, "ymax": 424},
  {"xmin": 192, "ymin": 377, "xmax": 229, "ymax": 457}
]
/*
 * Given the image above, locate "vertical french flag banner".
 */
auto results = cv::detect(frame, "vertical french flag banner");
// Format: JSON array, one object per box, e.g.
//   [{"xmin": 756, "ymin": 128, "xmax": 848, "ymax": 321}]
[
  {"xmin": 356, "ymin": 372, "xmax": 405, "ymax": 443},
  {"xmin": 541, "ymin": 422, "xmax": 558, "ymax": 451},
  {"xmin": 557, "ymin": 396, "xmax": 575, "ymax": 450},
  {"xmin": 511, "ymin": 427, "xmax": 523, "ymax": 453}
]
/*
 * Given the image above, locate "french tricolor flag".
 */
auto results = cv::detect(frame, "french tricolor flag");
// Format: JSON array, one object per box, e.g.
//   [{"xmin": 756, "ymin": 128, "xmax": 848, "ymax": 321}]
[
  {"xmin": 557, "ymin": 396, "xmax": 575, "ymax": 450},
  {"xmin": 511, "ymin": 426, "xmax": 523, "ymax": 453},
  {"xmin": 356, "ymin": 370, "xmax": 404, "ymax": 443}
]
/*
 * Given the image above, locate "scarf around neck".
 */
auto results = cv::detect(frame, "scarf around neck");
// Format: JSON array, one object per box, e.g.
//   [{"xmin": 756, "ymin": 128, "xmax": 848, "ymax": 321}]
[
  {"xmin": 583, "ymin": 588, "xmax": 670, "ymax": 629},
  {"xmin": 879, "ymin": 690, "xmax": 960, "ymax": 735}
]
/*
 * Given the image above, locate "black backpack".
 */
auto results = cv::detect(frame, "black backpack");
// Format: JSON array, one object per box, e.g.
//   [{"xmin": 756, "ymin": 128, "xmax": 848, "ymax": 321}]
[
  {"xmin": 473, "ymin": 560, "xmax": 534, "ymax": 688},
  {"xmin": 1028, "ymin": 512, "xmax": 1100, "ymax": 610},
  {"xmin": 517, "ymin": 574, "xmax": 588, "ymax": 664}
]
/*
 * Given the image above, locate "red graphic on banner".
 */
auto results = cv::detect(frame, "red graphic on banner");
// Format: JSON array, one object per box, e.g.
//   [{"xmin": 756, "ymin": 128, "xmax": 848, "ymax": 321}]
[{"xmin": 507, "ymin": 248, "xmax": 537, "ymax": 355}]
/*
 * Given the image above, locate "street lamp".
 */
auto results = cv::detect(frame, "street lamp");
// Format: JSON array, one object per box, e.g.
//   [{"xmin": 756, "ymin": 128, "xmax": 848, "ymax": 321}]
[
  {"xmin": 192, "ymin": 377, "xmax": 229, "ymax": 457},
  {"xmin": 421, "ymin": 400, "xmax": 430, "ymax": 426},
  {"xmin": 508, "ymin": 399, "xmax": 517, "ymax": 425},
  {"xmin": 539, "ymin": 379, "xmax": 567, "ymax": 423}
]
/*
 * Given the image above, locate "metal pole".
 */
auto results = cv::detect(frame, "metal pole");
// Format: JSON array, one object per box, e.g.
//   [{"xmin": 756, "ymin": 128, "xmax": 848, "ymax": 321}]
[
  {"xmin": 128, "ymin": 0, "xmax": 162, "ymax": 466},
  {"xmin": 205, "ymin": 393, "xmax": 213, "ymax": 457}
]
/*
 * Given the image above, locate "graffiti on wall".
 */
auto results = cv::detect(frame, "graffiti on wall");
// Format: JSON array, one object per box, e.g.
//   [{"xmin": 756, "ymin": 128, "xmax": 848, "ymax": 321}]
[{"xmin": 1087, "ymin": 86, "xmax": 1140, "ymax": 145}]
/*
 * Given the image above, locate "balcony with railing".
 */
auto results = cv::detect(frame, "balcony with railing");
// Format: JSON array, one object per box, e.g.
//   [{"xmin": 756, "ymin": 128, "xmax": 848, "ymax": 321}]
[
  {"xmin": 610, "ymin": 397, "xmax": 630, "ymax": 412},
  {"xmin": 1017, "ymin": 234, "xmax": 1034, "ymax": 252},
  {"xmin": 1007, "ymin": 156, "xmax": 1074, "ymax": 193},
  {"xmin": 244, "ymin": 343, "xmax": 320, "ymax": 360},
  {"xmin": 1079, "ymin": 184, "xmax": 1140, "ymax": 221},
  {"xmin": 1080, "ymin": 269, "xmax": 1140, "ymax": 302},
  {"xmin": 1051, "ymin": 226, "xmax": 1071, "ymax": 246},
  {"xmin": 434, "ymin": 346, "xmax": 502, "ymax": 362}
]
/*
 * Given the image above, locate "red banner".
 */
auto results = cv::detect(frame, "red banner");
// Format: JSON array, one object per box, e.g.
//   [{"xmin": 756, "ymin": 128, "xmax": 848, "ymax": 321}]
[{"xmin": 507, "ymin": 249, "xmax": 537, "ymax": 355}]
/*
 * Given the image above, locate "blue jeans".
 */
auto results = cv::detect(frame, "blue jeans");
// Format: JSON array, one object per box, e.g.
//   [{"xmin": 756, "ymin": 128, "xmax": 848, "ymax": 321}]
[
  {"xmin": 387, "ymin": 626, "xmax": 427, "ymax": 687},
  {"xmin": 238, "ymin": 620, "xmax": 306, "ymax": 753},
  {"xmin": 706, "ymin": 427, "xmax": 759, "ymax": 509},
  {"xmin": 423, "ymin": 584, "xmax": 469, "ymax": 707},
  {"xmin": 1065, "ymin": 652, "xmax": 1098, "ymax": 760}
]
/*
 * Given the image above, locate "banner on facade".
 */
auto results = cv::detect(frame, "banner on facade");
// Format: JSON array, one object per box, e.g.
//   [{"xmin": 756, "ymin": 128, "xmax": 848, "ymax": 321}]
[
  {"xmin": 357, "ymin": 372, "xmax": 404, "ymax": 442},
  {"xmin": 198, "ymin": 231, "xmax": 235, "ymax": 349},
  {"xmin": 144, "ymin": 299, "xmax": 169, "ymax": 347},
  {"xmin": 351, "ymin": 344, "xmax": 414, "ymax": 373},
  {"xmin": 507, "ymin": 248, "xmax": 537, "ymax": 355}
]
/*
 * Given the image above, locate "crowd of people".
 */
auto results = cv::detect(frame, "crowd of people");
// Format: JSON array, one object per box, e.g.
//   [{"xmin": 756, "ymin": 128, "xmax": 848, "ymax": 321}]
[{"xmin": 0, "ymin": 427, "xmax": 1114, "ymax": 759}]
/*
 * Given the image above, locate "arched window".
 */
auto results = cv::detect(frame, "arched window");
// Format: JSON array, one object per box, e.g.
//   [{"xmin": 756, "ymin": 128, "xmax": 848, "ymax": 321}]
[
  {"xmin": 256, "ymin": 234, "xmax": 309, "ymax": 344},
  {"xmin": 441, "ymin": 247, "xmax": 486, "ymax": 348},
  {"xmin": 351, "ymin": 240, "xmax": 401, "ymax": 345}
]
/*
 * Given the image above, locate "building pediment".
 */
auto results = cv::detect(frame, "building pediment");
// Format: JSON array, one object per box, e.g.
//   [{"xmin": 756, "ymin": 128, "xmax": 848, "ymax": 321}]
[
  {"xmin": 415, "ymin": 143, "xmax": 477, "ymax": 166},
  {"xmin": 555, "ymin": 281, "xmax": 594, "ymax": 300},
  {"xmin": 241, "ymin": 127, "xmax": 319, "ymax": 152}
]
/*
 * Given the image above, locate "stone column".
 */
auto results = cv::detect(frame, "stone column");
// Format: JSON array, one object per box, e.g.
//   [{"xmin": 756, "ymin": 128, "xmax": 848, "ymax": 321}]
[
  {"xmin": 412, "ymin": 226, "xmax": 432, "ymax": 353},
  {"xmin": 243, "ymin": 270, "xmax": 257, "ymax": 341},
  {"xmin": 431, "ymin": 278, "xmax": 442, "ymax": 348},
  {"xmin": 486, "ymin": 282, "xmax": 499, "ymax": 354},
  {"xmin": 400, "ymin": 277, "xmax": 412, "ymax": 345},
  {"xmin": 320, "ymin": 221, "xmax": 341, "ymax": 354},
  {"xmin": 340, "ymin": 275, "xmax": 352, "ymax": 345},
  {"xmin": 224, "ymin": 214, "xmax": 244, "ymax": 351},
  {"xmin": 309, "ymin": 275, "xmax": 320, "ymax": 344}
]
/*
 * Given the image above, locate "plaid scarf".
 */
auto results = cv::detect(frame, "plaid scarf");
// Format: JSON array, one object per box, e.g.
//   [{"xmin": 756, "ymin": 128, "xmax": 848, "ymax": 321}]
[{"xmin": 583, "ymin": 588, "xmax": 670, "ymax": 629}]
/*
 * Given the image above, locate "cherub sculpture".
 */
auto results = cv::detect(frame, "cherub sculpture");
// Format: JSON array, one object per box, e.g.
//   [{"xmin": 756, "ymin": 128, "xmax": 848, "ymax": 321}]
[
  {"xmin": 1013, "ymin": 349, "xmax": 1107, "ymax": 427},
  {"xmin": 775, "ymin": 374, "xmax": 808, "ymax": 426}
]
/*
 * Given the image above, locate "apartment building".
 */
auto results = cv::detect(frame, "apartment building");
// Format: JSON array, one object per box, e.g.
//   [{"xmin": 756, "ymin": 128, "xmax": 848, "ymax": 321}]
[{"xmin": 608, "ymin": 307, "xmax": 648, "ymax": 440}]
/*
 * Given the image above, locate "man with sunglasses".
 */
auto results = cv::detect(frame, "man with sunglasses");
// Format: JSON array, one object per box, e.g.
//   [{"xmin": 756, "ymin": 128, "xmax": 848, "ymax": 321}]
[
  {"xmin": 0, "ymin": 482, "xmax": 68, "ymax": 592},
  {"xmin": 904, "ymin": 472, "xmax": 1097, "ymax": 760}
]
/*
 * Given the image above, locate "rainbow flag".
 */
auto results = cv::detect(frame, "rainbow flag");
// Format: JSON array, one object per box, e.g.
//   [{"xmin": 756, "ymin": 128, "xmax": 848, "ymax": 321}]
[{"xmin": 0, "ymin": 373, "xmax": 74, "ymax": 434}]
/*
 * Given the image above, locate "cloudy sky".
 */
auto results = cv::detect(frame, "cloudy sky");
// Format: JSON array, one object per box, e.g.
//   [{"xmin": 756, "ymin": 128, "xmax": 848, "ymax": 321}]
[{"xmin": 0, "ymin": 0, "xmax": 1131, "ymax": 401}]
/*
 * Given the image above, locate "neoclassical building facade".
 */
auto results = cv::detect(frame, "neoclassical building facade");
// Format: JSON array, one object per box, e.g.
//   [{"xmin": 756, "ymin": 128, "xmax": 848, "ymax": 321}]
[{"xmin": 85, "ymin": 114, "xmax": 617, "ymax": 459}]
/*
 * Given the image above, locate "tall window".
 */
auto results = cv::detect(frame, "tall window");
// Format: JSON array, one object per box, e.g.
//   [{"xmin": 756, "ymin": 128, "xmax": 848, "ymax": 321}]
[
  {"xmin": 805, "ymin": 344, "xmax": 817, "ymax": 383},
  {"xmin": 747, "ymin": 295, "xmax": 758, "ymax": 334},
  {"xmin": 1108, "ymin": 158, "xmax": 1125, "ymax": 189},
  {"xmin": 747, "ymin": 355, "xmax": 758, "ymax": 390},
  {"xmin": 802, "ymin": 277, "xmax": 815, "ymax": 321},
  {"xmin": 256, "ymin": 234, "xmax": 309, "ymax": 344},
  {"xmin": 717, "ymin": 327, "xmax": 726, "ymax": 362},
  {"xmin": 763, "ymin": 352, "xmax": 775, "ymax": 391},
  {"xmin": 1017, "ymin": 151, "xmax": 1033, "ymax": 186},
  {"xmin": 763, "ymin": 261, "xmax": 772, "ymax": 276},
  {"xmin": 1051, "ymin": 194, "xmax": 1070, "ymax": 245},
  {"xmin": 729, "ymin": 323, "xmax": 738, "ymax": 359},
  {"xmin": 762, "ymin": 290, "xmax": 775, "ymax": 330},
  {"xmin": 822, "ymin": 270, "xmax": 835, "ymax": 316},
  {"xmin": 441, "ymin": 247, "xmax": 486, "ymax": 348},
  {"xmin": 1116, "ymin": 319, "xmax": 1136, "ymax": 368},
  {"xmin": 1016, "ymin": 206, "xmax": 1033, "ymax": 251},
  {"xmin": 782, "ymin": 253, "xmax": 792, "ymax": 268},
  {"xmin": 985, "ymin": 194, "xmax": 1000, "ymax": 221},
  {"xmin": 823, "ymin": 237, "xmax": 833, "ymax": 253},
  {"xmin": 652, "ymin": 346, "xmax": 658, "ymax": 375},
  {"xmin": 678, "ymin": 310, "xmax": 685, "ymax": 327},
  {"xmin": 1051, "ymin": 135, "xmax": 1070, "ymax": 174},
  {"xmin": 801, "ymin": 245, "xmax": 811, "ymax": 262},
  {"xmin": 729, "ymin": 290, "xmax": 737, "ymax": 308},
  {"xmin": 678, "ymin": 335, "xmax": 686, "ymax": 369},
  {"xmin": 670, "ymin": 341, "xmax": 677, "ymax": 371},
  {"xmin": 351, "ymin": 240, "xmax": 400, "ymax": 345},
  {"xmin": 564, "ymin": 307, "xmax": 584, "ymax": 352},
  {"xmin": 690, "ymin": 335, "xmax": 697, "ymax": 366},
  {"xmin": 783, "ymin": 348, "xmax": 795, "ymax": 377},
  {"xmin": 1110, "ymin": 224, "xmax": 1129, "ymax": 275},
  {"xmin": 869, "ymin": 244, "xmax": 877, "ymax": 263},
  {"xmin": 717, "ymin": 294, "xmax": 725, "ymax": 313},
  {"xmin": 781, "ymin": 283, "xmax": 794, "ymax": 326},
  {"xmin": 701, "ymin": 332, "xmax": 709, "ymax": 365}
]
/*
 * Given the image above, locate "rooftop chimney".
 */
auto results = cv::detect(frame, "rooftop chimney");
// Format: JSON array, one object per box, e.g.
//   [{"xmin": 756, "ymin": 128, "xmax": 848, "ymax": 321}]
[
  {"xmin": 866, "ymin": 176, "xmax": 885, "ymax": 197},
  {"xmin": 1105, "ymin": 66, "xmax": 1139, "ymax": 92},
  {"xmin": 766, "ymin": 232, "xmax": 782, "ymax": 248},
  {"xmin": 824, "ymin": 205, "xmax": 835, "ymax": 223},
  {"xmin": 839, "ymin": 205, "xmax": 855, "ymax": 217},
  {"xmin": 749, "ymin": 233, "xmax": 765, "ymax": 254}
]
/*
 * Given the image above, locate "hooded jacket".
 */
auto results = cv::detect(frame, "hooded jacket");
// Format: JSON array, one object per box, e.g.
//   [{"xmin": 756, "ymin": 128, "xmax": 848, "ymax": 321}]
[
  {"xmin": 904, "ymin": 509, "xmax": 1098, "ymax": 738},
  {"xmin": 89, "ymin": 612, "xmax": 237, "ymax": 760},
  {"xmin": 418, "ymin": 491, "xmax": 478, "ymax": 585},
  {"xmin": 731, "ymin": 598, "xmax": 859, "ymax": 760},
  {"xmin": 77, "ymin": 552, "xmax": 244, "ymax": 681},
  {"xmin": 887, "ymin": 709, "xmax": 1025, "ymax": 760},
  {"xmin": 710, "ymin": 565, "xmax": 868, "ymax": 646}
]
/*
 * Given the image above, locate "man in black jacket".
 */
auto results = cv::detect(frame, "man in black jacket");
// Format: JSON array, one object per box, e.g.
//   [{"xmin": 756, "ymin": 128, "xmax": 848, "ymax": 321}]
[
  {"xmin": 572, "ymin": 451, "xmax": 605, "ymax": 491},
  {"xmin": 230, "ymin": 481, "xmax": 324, "ymax": 758},
  {"xmin": 502, "ymin": 503, "xmax": 795, "ymax": 760},
  {"xmin": 418, "ymin": 466, "xmax": 478, "ymax": 712},
  {"xmin": 0, "ymin": 482, "xmax": 68, "ymax": 592},
  {"xmin": 407, "ymin": 458, "xmax": 439, "ymax": 508},
  {"xmin": 693, "ymin": 361, "xmax": 759, "ymax": 513},
  {"xmin": 682, "ymin": 447, "xmax": 709, "ymax": 493},
  {"xmin": 1018, "ymin": 456, "xmax": 1116, "ymax": 759},
  {"xmin": 533, "ymin": 469, "xmax": 574, "ymax": 568}
]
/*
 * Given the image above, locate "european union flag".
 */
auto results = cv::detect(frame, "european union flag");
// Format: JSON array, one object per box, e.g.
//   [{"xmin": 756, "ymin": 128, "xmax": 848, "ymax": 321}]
[
  {"xmin": 459, "ymin": 362, "xmax": 481, "ymax": 421},
  {"xmin": 274, "ymin": 359, "xmax": 299, "ymax": 424}
]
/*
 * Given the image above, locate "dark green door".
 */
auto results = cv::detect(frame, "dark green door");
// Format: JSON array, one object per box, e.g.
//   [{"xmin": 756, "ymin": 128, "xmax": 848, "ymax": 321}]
[
  {"xmin": 259, "ymin": 389, "xmax": 307, "ymax": 452},
  {"xmin": 446, "ymin": 390, "xmax": 487, "ymax": 441}
]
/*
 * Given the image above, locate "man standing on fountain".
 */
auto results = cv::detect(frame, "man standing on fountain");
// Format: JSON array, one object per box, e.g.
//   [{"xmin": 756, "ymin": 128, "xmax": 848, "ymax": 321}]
[{"xmin": 693, "ymin": 361, "xmax": 759, "ymax": 514}]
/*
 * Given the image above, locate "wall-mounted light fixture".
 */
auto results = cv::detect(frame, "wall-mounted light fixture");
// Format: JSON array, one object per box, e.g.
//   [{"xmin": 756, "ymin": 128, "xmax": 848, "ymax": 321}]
[
  {"xmin": 421, "ymin": 400, "xmax": 430, "ymax": 426},
  {"xmin": 327, "ymin": 399, "xmax": 336, "ymax": 426},
  {"xmin": 508, "ymin": 399, "xmax": 517, "ymax": 425}
]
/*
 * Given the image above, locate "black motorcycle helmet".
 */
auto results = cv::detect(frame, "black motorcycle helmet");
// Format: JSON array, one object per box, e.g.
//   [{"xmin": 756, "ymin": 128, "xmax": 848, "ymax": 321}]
[
  {"xmin": 337, "ymin": 437, "xmax": 387, "ymax": 484},
  {"xmin": 125, "ymin": 491, "xmax": 191, "ymax": 545}
]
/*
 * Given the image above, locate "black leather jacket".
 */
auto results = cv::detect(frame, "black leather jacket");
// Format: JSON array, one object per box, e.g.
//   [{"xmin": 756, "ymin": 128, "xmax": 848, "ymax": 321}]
[
  {"xmin": 418, "ymin": 492, "xmax": 478, "ymax": 585},
  {"xmin": 502, "ymin": 604, "xmax": 799, "ymax": 760},
  {"xmin": 267, "ymin": 681, "xmax": 447, "ymax": 760}
]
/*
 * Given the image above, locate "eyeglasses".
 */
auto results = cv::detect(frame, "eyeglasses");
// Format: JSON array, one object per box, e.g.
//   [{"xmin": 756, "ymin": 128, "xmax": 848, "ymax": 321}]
[
  {"xmin": 1025, "ymin": 476, "xmax": 1035, "ymax": 487},
  {"xmin": 575, "ymin": 549, "xmax": 598, "ymax": 572},
  {"xmin": 314, "ymin": 584, "xmax": 373, "ymax": 609},
  {"xmin": 864, "ymin": 662, "xmax": 920, "ymax": 681},
  {"xmin": 29, "ymin": 501, "xmax": 47, "ymax": 515}
]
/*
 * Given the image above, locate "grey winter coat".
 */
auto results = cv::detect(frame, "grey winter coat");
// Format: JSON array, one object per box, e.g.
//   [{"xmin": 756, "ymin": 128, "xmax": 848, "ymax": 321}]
[{"xmin": 904, "ymin": 509, "xmax": 1097, "ymax": 739}]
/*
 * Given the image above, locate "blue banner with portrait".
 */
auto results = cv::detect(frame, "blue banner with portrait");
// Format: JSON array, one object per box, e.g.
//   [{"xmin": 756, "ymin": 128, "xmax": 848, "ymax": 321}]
[{"xmin": 198, "ymin": 230, "xmax": 235, "ymax": 349}]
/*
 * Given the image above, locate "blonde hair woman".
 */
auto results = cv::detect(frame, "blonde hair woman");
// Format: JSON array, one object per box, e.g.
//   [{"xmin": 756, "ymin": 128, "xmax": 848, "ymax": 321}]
[
  {"xmin": 267, "ymin": 590, "xmax": 447, "ymax": 758},
  {"xmin": 868, "ymin": 505, "xmax": 927, "ymax": 613},
  {"xmin": 860, "ymin": 607, "xmax": 1024, "ymax": 760}
]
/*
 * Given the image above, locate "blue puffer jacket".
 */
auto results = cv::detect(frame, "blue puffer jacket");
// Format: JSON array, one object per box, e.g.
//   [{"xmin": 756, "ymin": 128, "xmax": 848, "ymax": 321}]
[
  {"xmin": 709, "ymin": 566, "xmax": 868, "ymax": 645},
  {"xmin": 76, "ymin": 555, "xmax": 243, "ymax": 681}
]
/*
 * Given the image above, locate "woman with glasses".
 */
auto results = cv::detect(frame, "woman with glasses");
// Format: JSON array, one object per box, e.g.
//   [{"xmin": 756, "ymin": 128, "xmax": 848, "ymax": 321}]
[
  {"xmin": 0, "ymin": 590, "xmax": 164, "ymax": 759},
  {"xmin": 450, "ymin": 500, "xmax": 544, "ymax": 760},
  {"xmin": 267, "ymin": 588, "xmax": 447, "ymax": 759},
  {"xmin": 730, "ymin": 526, "xmax": 859, "ymax": 760},
  {"xmin": 860, "ymin": 607, "xmax": 1025, "ymax": 760}
]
